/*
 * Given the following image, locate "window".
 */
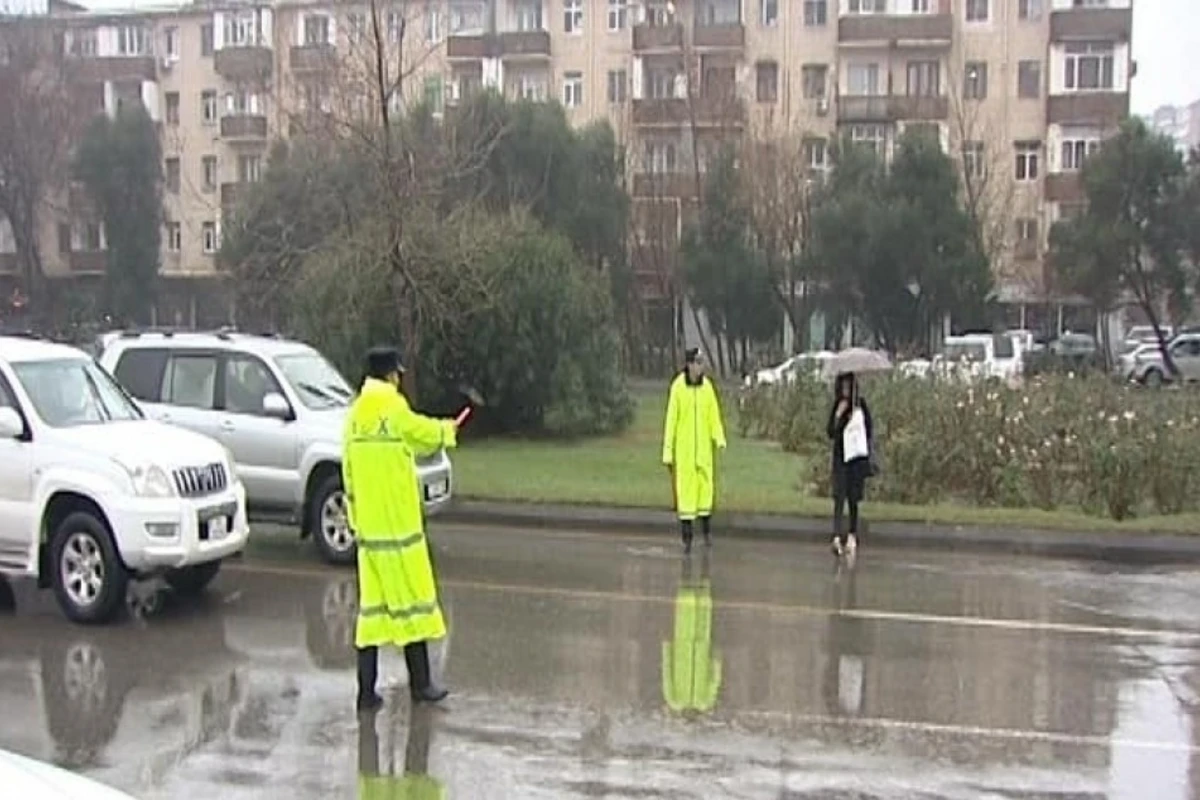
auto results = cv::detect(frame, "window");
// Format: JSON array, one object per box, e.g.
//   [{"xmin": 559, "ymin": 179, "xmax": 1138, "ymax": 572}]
[
  {"xmin": 607, "ymin": 0, "xmax": 627, "ymax": 30},
  {"xmin": 13, "ymin": 359, "xmax": 142, "ymax": 427},
  {"xmin": 966, "ymin": 0, "xmax": 989, "ymax": 22},
  {"xmin": 73, "ymin": 222, "xmax": 105, "ymax": 251},
  {"xmin": 274, "ymin": 352, "xmax": 352, "ymax": 410},
  {"xmin": 1016, "ymin": 217, "xmax": 1038, "ymax": 243},
  {"xmin": 57, "ymin": 224, "xmax": 70, "ymax": 255},
  {"xmin": 201, "ymin": 89, "xmax": 218, "ymax": 123},
  {"xmin": 761, "ymin": 0, "xmax": 778, "ymax": 26},
  {"xmin": 348, "ymin": 13, "xmax": 367, "ymax": 43},
  {"xmin": 423, "ymin": 75, "xmax": 444, "ymax": 113},
  {"xmin": 165, "ymin": 158, "xmax": 181, "ymax": 193},
  {"xmin": 223, "ymin": 355, "xmax": 284, "ymax": 416},
  {"xmin": 450, "ymin": 3, "xmax": 484, "ymax": 32},
  {"xmin": 802, "ymin": 64, "xmax": 828, "ymax": 99},
  {"xmin": 564, "ymin": 0, "xmax": 583, "ymax": 33},
  {"xmin": 424, "ymin": 4, "xmax": 442, "ymax": 42},
  {"xmin": 1015, "ymin": 141, "xmax": 1040, "ymax": 181},
  {"xmin": 165, "ymin": 92, "xmax": 180, "ymax": 124},
  {"xmin": 804, "ymin": 138, "xmax": 827, "ymax": 171},
  {"xmin": 516, "ymin": 1, "xmax": 543, "ymax": 31},
  {"xmin": 162, "ymin": 354, "xmax": 217, "ymax": 410},
  {"xmin": 648, "ymin": 68, "xmax": 678, "ymax": 99},
  {"xmin": 607, "ymin": 69, "xmax": 627, "ymax": 103},
  {"xmin": 850, "ymin": 125, "xmax": 886, "ymax": 155},
  {"xmin": 238, "ymin": 154, "xmax": 262, "ymax": 183},
  {"xmin": 202, "ymin": 156, "xmax": 218, "ymax": 191},
  {"xmin": 224, "ymin": 11, "xmax": 264, "ymax": 47},
  {"xmin": 305, "ymin": 14, "xmax": 331, "ymax": 45},
  {"xmin": 166, "ymin": 221, "xmax": 182, "ymax": 253},
  {"xmin": 906, "ymin": 60, "xmax": 940, "ymax": 96},
  {"xmin": 964, "ymin": 61, "xmax": 988, "ymax": 100},
  {"xmin": 0, "ymin": 214, "xmax": 15, "ymax": 254},
  {"xmin": 67, "ymin": 30, "xmax": 98, "ymax": 57},
  {"xmin": 910, "ymin": 0, "xmax": 930, "ymax": 11},
  {"xmin": 848, "ymin": 0, "xmax": 885, "ymax": 12},
  {"xmin": 562, "ymin": 71, "xmax": 583, "ymax": 107},
  {"xmin": 201, "ymin": 221, "xmax": 218, "ymax": 254},
  {"xmin": 1018, "ymin": 60, "xmax": 1041, "ymax": 98},
  {"xmin": 200, "ymin": 23, "xmax": 214, "ymax": 56},
  {"xmin": 387, "ymin": 11, "xmax": 403, "ymax": 42},
  {"xmin": 114, "ymin": 349, "xmax": 168, "ymax": 403},
  {"xmin": 1065, "ymin": 41, "xmax": 1115, "ymax": 91},
  {"xmin": 754, "ymin": 61, "xmax": 779, "ymax": 103},
  {"xmin": 116, "ymin": 25, "xmax": 149, "ymax": 56},
  {"xmin": 645, "ymin": 140, "xmax": 677, "ymax": 173},
  {"xmin": 962, "ymin": 141, "xmax": 985, "ymax": 179},
  {"xmin": 1018, "ymin": 0, "xmax": 1042, "ymax": 20},
  {"xmin": 515, "ymin": 74, "xmax": 547, "ymax": 101},
  {"xmin": 644, "ymin": 2, "xmax": 672, "ymax": 26},
  {"xmin": 1061, "ymin": 133, "xmax": 1101, "ymax": 171},
  {"xmin": 225, "ymin": 89, "xmax": 261, "ymax": 116},
  {"xmin": 803, "ymin": 0, "xmax": 826, "ymax": 26},
  {"xmin": 847, "ymin": 63, "xmax": 880, "ymax": 96},
  {"xmin": 163, "ymin": 26, "xmax": 179, "ymax": 60}
]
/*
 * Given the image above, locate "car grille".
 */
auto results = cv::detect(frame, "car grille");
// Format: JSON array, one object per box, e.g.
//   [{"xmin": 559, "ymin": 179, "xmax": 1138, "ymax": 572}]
[{"xmin": 173, "ymin": 463, "xmax": 229, "ymax": 498}]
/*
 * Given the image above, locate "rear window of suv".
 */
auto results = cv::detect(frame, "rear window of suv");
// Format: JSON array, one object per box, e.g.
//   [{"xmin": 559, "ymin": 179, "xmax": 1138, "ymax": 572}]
[{"xmin": 113, "ymin": 348, "xmax": 169, "ymax": 402}]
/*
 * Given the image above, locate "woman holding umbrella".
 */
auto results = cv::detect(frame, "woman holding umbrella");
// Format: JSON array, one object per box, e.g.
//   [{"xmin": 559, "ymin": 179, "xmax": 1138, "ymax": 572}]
[{"xmin": 823, "ymin": 349, "xmax": 888, "ymax": 559}]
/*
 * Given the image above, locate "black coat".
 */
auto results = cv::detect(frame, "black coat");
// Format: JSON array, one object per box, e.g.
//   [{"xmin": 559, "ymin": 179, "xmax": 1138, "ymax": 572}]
[{"xmin": 827, "ymin": 397, "xmax": 873, "ymax": 490}]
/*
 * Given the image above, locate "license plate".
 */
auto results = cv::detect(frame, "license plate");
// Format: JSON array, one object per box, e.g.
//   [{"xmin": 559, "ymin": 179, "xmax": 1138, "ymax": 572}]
[
  {"xmin": 202, "ymin": 516, "xmax": 228, "ymax": 542},
  {"xmin": 425, "ymin": 480, "xmax": 449, "ymax": 501}
]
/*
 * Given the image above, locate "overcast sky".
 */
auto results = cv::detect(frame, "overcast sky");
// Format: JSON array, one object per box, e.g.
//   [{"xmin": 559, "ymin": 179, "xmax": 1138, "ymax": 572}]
[{"xmin": 24, "ymin": 0, "xmax": 1200, "ymax": 113}]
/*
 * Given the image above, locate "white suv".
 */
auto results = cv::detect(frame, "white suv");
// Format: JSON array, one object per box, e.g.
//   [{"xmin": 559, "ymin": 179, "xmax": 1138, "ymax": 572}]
[
  {"xmin": 0, "ymin": 335, "xmax": 249, "ymax": 624},
  {"xmin": 97, "ymin": 330, "xmax": 454, "ymax": 565}
]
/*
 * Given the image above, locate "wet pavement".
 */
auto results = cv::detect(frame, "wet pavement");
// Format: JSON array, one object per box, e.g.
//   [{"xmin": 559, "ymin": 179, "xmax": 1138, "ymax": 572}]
[{"xmin": 1, "ymin": 523, "xmax": 1199, "ymax": 799}]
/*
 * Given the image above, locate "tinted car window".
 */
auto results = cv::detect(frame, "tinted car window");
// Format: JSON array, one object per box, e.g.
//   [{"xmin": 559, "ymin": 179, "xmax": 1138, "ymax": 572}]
[
  {"xmin": 113, "ymin": 348, "xmax": 168, "ymax": 402},
  {"xmin": 161, "ymin": 354, "xmax": 218, "ymax": 410},
  {"xmin": 223, "ymin": 355, "xmax": 284, "ymax": 416}
]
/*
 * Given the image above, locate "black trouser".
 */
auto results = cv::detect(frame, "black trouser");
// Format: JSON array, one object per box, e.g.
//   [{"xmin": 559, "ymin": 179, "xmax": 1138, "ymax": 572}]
[{"xmin": 832, "ymin": 472, "xmax": 864, "ymax": 543}]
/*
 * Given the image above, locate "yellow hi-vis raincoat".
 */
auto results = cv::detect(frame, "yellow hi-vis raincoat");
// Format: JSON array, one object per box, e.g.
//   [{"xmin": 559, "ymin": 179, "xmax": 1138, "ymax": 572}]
[
  {"xmin": 344, "ymin": 378, "xmax": 457, "ymax": 650},
  {"xmin": 661, "ymin": 374, "xmax": 727, "ymax": 521},
  {"xmin": 359, "ymin": 774, "xmax": 446, "ymax": 800},
  {"xmin": 662, "ymin": 579, "xmax": 722, "ymax": 713}
]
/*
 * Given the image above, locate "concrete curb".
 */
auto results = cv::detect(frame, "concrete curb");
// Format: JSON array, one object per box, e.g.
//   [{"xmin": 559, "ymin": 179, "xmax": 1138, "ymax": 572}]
[{"xmin": 442, "ymin": 500, "xmax": 1200, "ymax": 565}]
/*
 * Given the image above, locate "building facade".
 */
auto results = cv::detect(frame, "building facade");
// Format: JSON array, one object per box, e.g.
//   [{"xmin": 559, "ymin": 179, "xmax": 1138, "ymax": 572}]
[
  {"xmin": 1149, "ymin": 99, "xmax": 1200, "ymax": 155},
  {"xmin": 0, "ymin": 0, "xmax": 1132, "ymax": 328}
]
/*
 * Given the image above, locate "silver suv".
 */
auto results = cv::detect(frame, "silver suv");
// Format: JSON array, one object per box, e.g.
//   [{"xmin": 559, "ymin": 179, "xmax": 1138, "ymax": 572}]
[
  {"xmin": 97, "ymin": 330, "xmax": 453, "ymax": 565},
  {"xmin": 1127, "ymin": 333, "xmax": 1200, "ymax": 387}
]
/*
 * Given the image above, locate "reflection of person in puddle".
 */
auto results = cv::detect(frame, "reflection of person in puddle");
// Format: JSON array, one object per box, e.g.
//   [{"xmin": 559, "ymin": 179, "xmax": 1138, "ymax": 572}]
[
  {"xmin": 821, "ymin": 567, "xmax": 869, "ymax": 718},
  {"xmin": 358, "ymin": 707, "xmax": 444, "ymax": 799},
  {"xmin": 662, "ymin": 552, "xmax": 722, "ymax": 715}
]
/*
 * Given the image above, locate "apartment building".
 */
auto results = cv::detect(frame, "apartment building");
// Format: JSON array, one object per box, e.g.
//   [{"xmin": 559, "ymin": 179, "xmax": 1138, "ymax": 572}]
[
  {"xmin": 1150, "ymin": 99, "xmax": 1200, "ymax": 155},
  {"xmin": 0, "ymin": 0, "xmax": 1131, "ymax": 326}
]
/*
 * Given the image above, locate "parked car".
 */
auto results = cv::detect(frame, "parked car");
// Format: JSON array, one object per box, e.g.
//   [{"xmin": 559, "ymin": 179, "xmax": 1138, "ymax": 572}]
[
  {"xmin": 1115, "ymin": 342, "xmax": 1158, "ymax": 382},
  {"xmin": 97, "ymin": 329, "xmax": 453, "ymax": 565},
  {"xmin": 0, "ymin": 335, "xmax": 248, "ymax": 623},
  {"xmin": 0, "ymin": 748, "xmax": 137, "ymax": 799},
  {"xmin": 1127, "ymin": 333, "xmax": 1200, "ymax": 387},
  {"xmin": 744, "ymin": 351, "xmax": 833, "ymax": 388},
  {"xmin": 938, "ymin": 333, "xmax": 1023, "ymax": 383}
]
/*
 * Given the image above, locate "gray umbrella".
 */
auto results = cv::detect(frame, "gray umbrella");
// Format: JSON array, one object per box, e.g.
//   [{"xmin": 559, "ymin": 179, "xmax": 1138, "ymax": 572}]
[{"xmin": 823, "ymin": 347, "xmax": 893, "ymax": 379}]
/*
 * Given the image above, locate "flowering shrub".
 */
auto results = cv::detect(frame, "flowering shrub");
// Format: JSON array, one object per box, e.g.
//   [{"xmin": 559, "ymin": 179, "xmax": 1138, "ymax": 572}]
[{"xmin": 738, "ymin": 375, "xmax": 1200, "ymax": 520}]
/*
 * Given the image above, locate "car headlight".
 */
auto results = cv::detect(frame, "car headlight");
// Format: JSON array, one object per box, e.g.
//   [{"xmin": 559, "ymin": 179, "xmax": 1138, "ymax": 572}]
[{"xmin": 115, "ymin": 460, "xmax": 176, "ymax": 498}]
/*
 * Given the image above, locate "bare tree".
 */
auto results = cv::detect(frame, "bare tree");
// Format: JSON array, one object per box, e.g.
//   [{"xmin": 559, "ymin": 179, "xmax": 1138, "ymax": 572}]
[{"xmin": 0, "ymin": 15, "xmax": 76, "ymax": 323}]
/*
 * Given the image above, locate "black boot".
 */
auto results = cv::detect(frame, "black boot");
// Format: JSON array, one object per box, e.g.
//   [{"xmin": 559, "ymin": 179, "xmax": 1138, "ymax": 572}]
[
  {"xmin": 404, "ymin": 641, "xmax": 449, "ymax": 704},
  {"xmin": 356, "ymin": 646, "xmax": 383, "ymax": 712},
  {"xmin": 700, "ymin": 515, "xmax": 712, "ymax": 548},
  {"xmin": 680, "ymin": 520, "xmax": 694, "ymax": 554}
]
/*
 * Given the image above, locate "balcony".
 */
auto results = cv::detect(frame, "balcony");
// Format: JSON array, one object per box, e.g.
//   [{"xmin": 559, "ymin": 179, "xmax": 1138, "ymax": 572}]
[
  {"xmin": 1050, "ymin": 7, "xmax": 1132, "ymax": 41},
  {"xmin": 70, "ymin": 251, "xmax": 107, "ymax": 273},
  {"xmin": 693, "ymin": 23, "xmax": 744, "ymax": 49},
  {"xmin": 888, "ymin": 94, "xmax": 949, "ymax": 121},
  {"xmin": 838, "ymin": 13, "xmax": 952, "ymax": 45},
  {"xmin": 1047, "ymin": 93, "xmax": 1128, "ymax": 126},
  {"xmin": 1014, "ymin": 238, "xmax": 1039, "ymax": 261},
  {"xmin": 632, "ymin": 173, "xmax": 698, "ymax": 198},
  {"xmin": 836, "ymin": 94, "xmax": 890, "ymax": 122},
  {"xmin": 67, "ymin": 56, "xmax": 156, "ymax": 83},
  {"xmin": 447, "ymin": 33, "xmax": 501, "ymax": 59},
  {"xmin": 220, "ymin": 114, "xmax": 268, "ymax": 140},
  {"xmin": 290, "ymin": 44, "xmax": 336, "ymax": 72},
  {"xmin": 214, "ymin": 46, "xmax": 273, "ymax": 82},
  {"xmin": 1045, "ymin": 172, "xmax": 1084, "ymax": 203},
  {"xmin": 500, "ymin": 30, "xmax": 551, "ymax": 58},
  {"xmin": 633, "ymin": 24, "xmax": 683, "ymax": 52},
  {"xmin": 632, "ymin": 95, "xmax": 746, "ymax": 127}
]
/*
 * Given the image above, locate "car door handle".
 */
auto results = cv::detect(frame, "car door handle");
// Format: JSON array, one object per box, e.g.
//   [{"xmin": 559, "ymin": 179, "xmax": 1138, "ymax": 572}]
[{"xmin": 220, "ymin": 420, "xmax": 236, "ymax": 432}]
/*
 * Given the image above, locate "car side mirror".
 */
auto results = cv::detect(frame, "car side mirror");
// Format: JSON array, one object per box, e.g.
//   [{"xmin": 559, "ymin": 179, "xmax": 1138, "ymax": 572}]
[
  {"xmin": 262, "ymin": 392, "xmax": 293, "ymax": 420},
  {"xmin": 0, "ymin": 407, "xmax": 25, "ymax": 439}
]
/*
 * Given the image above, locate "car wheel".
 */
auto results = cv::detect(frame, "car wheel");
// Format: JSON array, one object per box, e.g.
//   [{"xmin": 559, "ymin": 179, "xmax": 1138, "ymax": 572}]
[
  {"xmin": 50, "ymin": 512, "xmax": 127, "ymax": 625},
  {"xmin": 1144, "ymin": 368, "xmax": 1164, "ymax": 388},
  {"xmin": 164, "ymin": 561, "xmax": 222, "ymax": 596},
  {"xmin": 311, "ymin": 473, "xmax": 356, "ymax": 566}
]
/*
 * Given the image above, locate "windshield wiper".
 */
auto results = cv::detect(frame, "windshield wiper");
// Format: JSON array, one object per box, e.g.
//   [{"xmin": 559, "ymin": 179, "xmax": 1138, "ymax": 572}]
[
  {"xmin": 298, "ymin": 382, "xmax": 342, "ymax": 404},
  {"xmin": 324, "ymin": 383, "xmax": 352, "ymax": 398}
]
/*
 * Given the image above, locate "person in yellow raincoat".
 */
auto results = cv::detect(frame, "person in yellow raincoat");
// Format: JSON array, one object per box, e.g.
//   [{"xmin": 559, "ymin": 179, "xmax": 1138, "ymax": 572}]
[
  {"xmin": 358, "ymin": 707, "xmax": 445, "ymax": 800},
  {"xmin": 345, "ymin": 347, "xmax": 461, "ymax": 712},
  {"xmin": 662, "ymin": 553, "xmax": 722, "ymax": 714},
  {"xmin": 662, "ymin": 347, "xmax": 727, "ymax": 552}
]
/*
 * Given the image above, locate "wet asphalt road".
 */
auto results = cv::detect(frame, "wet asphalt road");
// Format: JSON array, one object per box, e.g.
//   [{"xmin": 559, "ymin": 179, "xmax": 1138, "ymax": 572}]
[{"xmin": 1, "ymin": 523, "xmax": 1199, "ymax": 799}]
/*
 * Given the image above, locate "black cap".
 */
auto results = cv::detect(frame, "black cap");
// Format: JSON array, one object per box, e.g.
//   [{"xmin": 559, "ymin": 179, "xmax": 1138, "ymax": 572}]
[
  {"xmin": 685, "ymin": 347, "xmax": 701, "ymax": 364},
  {"xmin": 366, "ymin": 346, "xmax": 405, "ymax": 380}
]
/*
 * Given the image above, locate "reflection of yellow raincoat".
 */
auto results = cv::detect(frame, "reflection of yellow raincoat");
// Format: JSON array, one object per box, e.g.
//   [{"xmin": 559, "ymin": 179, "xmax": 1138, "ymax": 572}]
[
  {"xmin": 662, "ymin": 374, "xmax": 727, "ymax": 521},
  {"xmin": 358, "ymin": 774, "xmax": 445, "ymax": 800},
  {"xmin": 662, "ymin": 579, "xmax": 722, "ymax": 713},
  {"xmin": 343, "ymin": 378, "xmax": 458, "ymax": 650}
]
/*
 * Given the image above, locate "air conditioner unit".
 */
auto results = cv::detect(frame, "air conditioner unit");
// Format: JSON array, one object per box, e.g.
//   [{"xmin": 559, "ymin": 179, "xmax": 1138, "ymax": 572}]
[
  {"xmin": 161, "ymin": 56, "xmax": 176, "ymax": 70},
  {"xmin": 816, "ymin": 97, "xmax": 829, "ymax": 116}
]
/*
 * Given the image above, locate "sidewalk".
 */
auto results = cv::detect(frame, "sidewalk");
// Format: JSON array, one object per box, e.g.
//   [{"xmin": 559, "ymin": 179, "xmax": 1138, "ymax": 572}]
[{"xmin": 442, "ymin": 500, "xmax": 1200, "ymax": 564}]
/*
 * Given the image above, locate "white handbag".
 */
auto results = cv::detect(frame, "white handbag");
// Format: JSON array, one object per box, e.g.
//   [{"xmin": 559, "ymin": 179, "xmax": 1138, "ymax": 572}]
[{"xmin": 843, "ymin": 408, "xmax": 869, "ymax": 463}]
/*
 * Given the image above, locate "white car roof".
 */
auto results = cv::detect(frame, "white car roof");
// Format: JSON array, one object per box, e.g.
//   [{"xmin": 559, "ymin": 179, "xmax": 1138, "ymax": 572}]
[
  {"xmin": 101, "ymin": 330, "xmax": 314, "ymax": 359},
  {"xmin": 0, "ymin": 336, "xmax": 91, "ymax": 364},
  {"xmin": 0, "ymin": 749, "xmax": 136, "ymax": 799}
]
